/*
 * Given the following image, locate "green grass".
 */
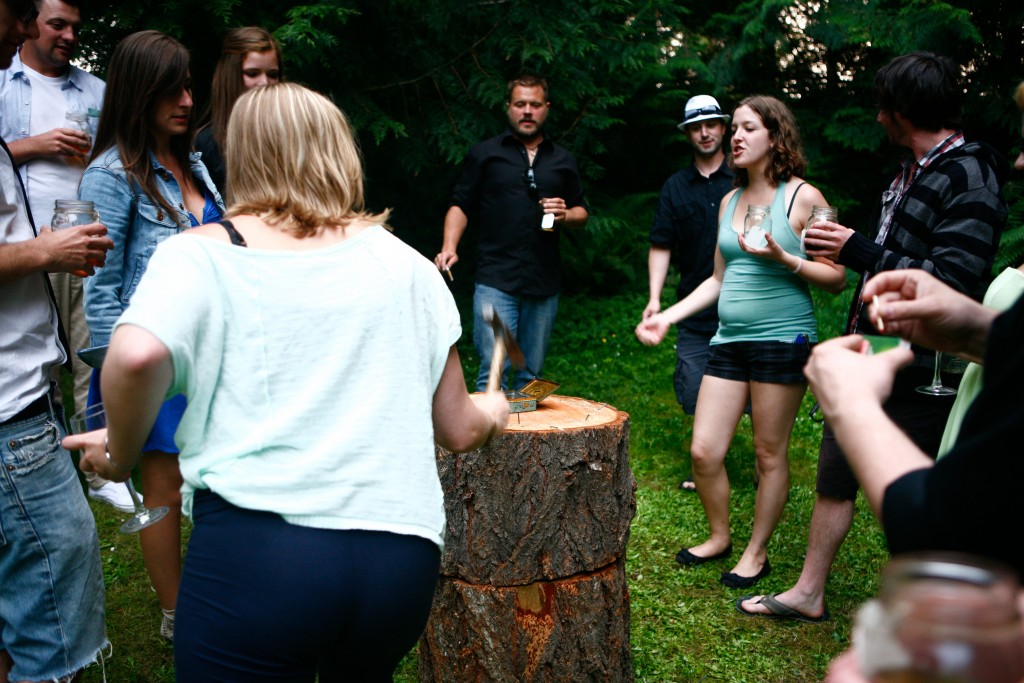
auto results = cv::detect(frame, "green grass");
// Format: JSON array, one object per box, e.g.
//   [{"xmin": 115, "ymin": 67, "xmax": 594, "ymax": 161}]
[{"xmin": 78, "ymin": 276, "xmax": 889, "ymax": 682}]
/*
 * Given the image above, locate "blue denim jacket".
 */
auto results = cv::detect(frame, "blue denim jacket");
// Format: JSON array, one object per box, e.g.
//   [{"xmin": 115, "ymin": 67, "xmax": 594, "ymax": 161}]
[{"xmin": 81, "ymin": 145, "xmax": 225, "ymax": 348}]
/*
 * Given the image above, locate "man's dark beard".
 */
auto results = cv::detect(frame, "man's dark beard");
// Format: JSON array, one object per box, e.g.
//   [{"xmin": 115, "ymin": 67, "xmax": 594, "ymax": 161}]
[{"xmin": 514, "ymin": 121, "xmax": 543, "ymax": 142}]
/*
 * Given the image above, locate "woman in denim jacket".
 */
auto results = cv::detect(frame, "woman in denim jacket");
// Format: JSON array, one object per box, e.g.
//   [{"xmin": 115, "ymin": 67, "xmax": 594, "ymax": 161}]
[{"xmin": 80, "ymin": 30, "xmax": 224, "ymax": 643}]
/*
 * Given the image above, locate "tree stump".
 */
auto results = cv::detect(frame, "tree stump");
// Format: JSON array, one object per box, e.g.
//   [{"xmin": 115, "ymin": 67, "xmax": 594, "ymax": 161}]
[{"xmin": 420, "ymin": 395, "xmax": 636, "ymax": 682}]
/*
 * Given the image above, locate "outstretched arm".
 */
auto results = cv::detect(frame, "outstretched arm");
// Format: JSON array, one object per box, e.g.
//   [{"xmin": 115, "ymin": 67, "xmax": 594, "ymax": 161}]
[
  {"xmin": 636, "ymin": 246, "xmax": 723, "ymax": 346},
  {"xmin": 64, "ymin": 324, "xmax": 172, "ymax": 481},
  {"xmin": 432, "ymin": 346, "xmax": 509, "ymax": 452}
]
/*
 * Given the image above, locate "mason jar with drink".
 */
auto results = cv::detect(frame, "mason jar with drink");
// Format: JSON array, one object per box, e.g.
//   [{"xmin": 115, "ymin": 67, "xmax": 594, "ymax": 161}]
[
  {"xmin": 802, "ymin": 204, "xmax": 838, "ymax": 254},
  {"xmin": 63, "ymin": 110, "xmax": 92, "ymax": 166},
  {"xmin": 51, "ymin": 199, "xmax": 101, "ymax": 277},
  {"xmin": 853, "ymin": 552, "xmax": 1024, "ymax": 683},
  {"xmin": 743, "ymin": 204, "xmax": 771, "ymax": 248}
]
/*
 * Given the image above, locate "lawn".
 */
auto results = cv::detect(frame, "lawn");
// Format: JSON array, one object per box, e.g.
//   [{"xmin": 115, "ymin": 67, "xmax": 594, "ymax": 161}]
[{"xmin": 78, "ymin": 276, "xmax": 890, "ymax": 682}]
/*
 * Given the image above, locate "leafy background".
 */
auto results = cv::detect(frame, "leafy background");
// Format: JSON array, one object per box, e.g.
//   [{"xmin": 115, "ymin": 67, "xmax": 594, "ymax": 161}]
[{"xmin": 76, "ymin": 0, "xmax": 1024, "ymax": 296}]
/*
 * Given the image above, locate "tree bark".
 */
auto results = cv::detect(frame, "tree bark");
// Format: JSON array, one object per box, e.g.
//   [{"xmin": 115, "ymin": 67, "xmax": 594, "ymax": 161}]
[
  {"xmin": 418, "ymin": 561, "xmax": 632, "ymax": 683},
  {"xmin": 421, "ymin": 396, "xmax": 636, "ymax": 682}
]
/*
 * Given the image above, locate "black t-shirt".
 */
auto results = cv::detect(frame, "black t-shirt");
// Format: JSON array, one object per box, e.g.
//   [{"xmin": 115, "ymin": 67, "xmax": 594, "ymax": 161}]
[
  {"xmin": 648, "ymin": 159, "xmax": 734, "ymax": 335},
  {"xmin": 450, "ymin": 130, "xmax": 587, "ymax": 298},
  {"xmin": 194, "ymin": 127, "xmax": 226, "ymax": 199}
]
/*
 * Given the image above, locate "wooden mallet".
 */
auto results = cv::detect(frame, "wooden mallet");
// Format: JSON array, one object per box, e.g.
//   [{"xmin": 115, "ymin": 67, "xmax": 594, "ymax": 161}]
[{"xmin": 482, "ymin": 305, "xmax": 526, "ymax": 392}]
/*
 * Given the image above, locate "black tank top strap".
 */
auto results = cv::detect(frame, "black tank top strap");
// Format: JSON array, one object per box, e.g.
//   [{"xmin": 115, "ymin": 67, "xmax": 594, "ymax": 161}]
[
  {"xmin": 786, "ymin": 181, "xmax": 808, "ymax": 219},
  {"xmin": 219, "ymin": 219, "xmax": 248, "ymax": 247}
]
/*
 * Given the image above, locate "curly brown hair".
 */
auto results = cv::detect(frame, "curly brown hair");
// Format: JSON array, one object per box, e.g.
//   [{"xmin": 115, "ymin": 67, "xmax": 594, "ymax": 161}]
[{"xmin": 730, "ymin": 95, "xmax": 806, "ymax": 187}]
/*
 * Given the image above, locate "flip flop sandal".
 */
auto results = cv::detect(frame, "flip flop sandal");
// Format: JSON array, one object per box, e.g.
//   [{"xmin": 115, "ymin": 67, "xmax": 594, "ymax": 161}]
[{"xmin": 734, "ymin": 593, "xmax": 830, "ymax": 623}]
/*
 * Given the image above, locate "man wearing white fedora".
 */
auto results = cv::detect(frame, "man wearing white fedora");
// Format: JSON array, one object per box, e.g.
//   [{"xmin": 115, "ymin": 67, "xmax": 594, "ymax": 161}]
[{"xmin": 641, "ymin": 94, "xmax": 733, "ymax": 491}]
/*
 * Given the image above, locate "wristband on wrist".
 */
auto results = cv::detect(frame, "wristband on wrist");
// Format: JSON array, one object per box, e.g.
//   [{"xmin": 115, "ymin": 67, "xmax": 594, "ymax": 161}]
[
  {"xmin": 790, "ymin": 258, "xmax": 804, "ymax": 274},
  {"xmin": 104, "ymin": 438, "xmax": 133, "ymax": 472}
]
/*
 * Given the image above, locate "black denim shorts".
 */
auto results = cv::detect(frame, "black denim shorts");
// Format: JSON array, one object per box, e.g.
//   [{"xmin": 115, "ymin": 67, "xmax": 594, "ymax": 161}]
[{"xmin": 704, "ymin": 339, "xmax": 812, "ymax": 385}]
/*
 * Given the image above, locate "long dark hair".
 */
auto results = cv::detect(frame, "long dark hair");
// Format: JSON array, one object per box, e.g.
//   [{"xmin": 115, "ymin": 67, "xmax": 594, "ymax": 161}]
[
  {"xmin": 731, "ymin": 95, "xmax": 806, "ymax": 188},
  {"xmin": 91, "ymin": 30, "xmax": 194, "ymax": 225},
  {"xmin": 203, "ymin": 27, "xmax": 283, "ymax": 150}
]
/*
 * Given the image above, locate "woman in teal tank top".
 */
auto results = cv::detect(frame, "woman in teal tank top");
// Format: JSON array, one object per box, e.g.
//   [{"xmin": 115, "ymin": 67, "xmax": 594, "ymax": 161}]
[{"xmin": 636, "ymin": 96, "xmax": 846, "ymax": 588}]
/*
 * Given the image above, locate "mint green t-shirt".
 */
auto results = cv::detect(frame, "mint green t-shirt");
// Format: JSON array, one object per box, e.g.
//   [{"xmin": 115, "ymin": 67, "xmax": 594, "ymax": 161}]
[
  {"xmin": 712, "ymin": 183, "xmax": 817, "ymax": 345},
  {"xmin": 115, "ymin": 226, "xmax": 461, "ymax": 549}
]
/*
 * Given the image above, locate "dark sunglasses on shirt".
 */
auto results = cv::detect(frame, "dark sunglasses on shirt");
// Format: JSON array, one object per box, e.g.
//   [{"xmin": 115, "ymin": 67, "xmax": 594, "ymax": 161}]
[{"xmin": 522, "ymin": 167, "xmax": 539, "ymax": 200}]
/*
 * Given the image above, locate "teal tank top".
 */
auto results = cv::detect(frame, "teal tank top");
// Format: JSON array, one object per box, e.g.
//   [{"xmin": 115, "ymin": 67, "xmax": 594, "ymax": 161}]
[{"xmin": 712, "ymin": 183, "xmax": 817, "ymax": 344}]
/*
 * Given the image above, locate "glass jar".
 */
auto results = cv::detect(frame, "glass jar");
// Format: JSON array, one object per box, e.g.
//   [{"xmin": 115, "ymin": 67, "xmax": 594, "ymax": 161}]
[
  {"xmin": 854, "ymin": 552, "xmax": 1024, "ymax": 683},
  {"xmin": 802, "ymin": 204, "xmax": 838, "ymax": 253},
  {"xmin": 743, "ymin": 204, "xmax": 771, "ymax": 248},
  {"xmin": 51, "ymin": 199, "xmax": 99, "ymax": 230},
  {"xmin": 51, "ymin": 200, "xmax": 100, "ymax": 277},
  {"xmin": 63, "ymin": 110, "xmax": 92, "ymax": 165}
]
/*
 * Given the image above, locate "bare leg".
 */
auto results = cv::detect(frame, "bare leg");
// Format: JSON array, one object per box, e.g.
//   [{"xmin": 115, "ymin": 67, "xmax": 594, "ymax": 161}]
[
  {"xmin": 728, "ymin": 380, "xmax": 805, "ymax": 577},
  {"xmin": 138, "ymin": 451, "xmax": 183, "ymax": 613},
  {"xmin": 685, "ymin": 376, "xmax": 748, "ymax": 558},
  {"xmin": 739, "ymin": 494, "xmax": 854, "ymax": 619}
]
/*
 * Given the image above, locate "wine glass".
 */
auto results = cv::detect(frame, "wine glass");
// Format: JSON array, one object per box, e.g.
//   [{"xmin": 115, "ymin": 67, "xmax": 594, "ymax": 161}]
[
  {"xmin": 743, "ymin": 204, "xmax": 771, "ymax": 248},
  {"xmin": 916, "ymin": 352, "xmax": 957, "ymax": 396},
  {"xmin": 69, "ymin": 403, "xmax": 169, "ymax": 533}
]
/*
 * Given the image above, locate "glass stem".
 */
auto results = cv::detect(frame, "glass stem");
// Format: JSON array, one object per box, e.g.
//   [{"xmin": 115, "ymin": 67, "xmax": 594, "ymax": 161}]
[
  {"xmin": 125, "ymin": 480, "xmax": 144, "ymax": 510},
  {"xmin": 931, "ymin": 352, "xmax": 944, "ymax": 388}
]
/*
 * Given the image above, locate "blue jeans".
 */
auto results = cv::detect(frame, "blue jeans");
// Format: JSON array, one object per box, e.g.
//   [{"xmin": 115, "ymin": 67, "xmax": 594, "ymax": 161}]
[
  {"xmin": 0, "ymin": 398, "xmax": 107, "ymax": 681},
  {"xmin": 175, "ymin": 491, "xmax": 440, "ymax": 682},
  {"xmin": 473, "ymin": 283, "xmax": 559, "ymax": 391}
]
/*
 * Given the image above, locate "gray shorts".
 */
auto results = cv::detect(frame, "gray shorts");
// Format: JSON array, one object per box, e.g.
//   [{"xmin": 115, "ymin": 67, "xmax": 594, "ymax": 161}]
[{"xmin": 674, "ymin": 328, "xmax": 713, "ymax": 415}]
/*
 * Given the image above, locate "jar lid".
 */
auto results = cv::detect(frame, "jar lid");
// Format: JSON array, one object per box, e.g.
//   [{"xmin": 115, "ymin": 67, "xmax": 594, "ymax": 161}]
[
  {"xmin": 884, "ymin": 552, "xmax": 1018, "ymax": 589},
  {"xmin": 54, "ymin": 199, "xmax": 96, "ymax": 211}
]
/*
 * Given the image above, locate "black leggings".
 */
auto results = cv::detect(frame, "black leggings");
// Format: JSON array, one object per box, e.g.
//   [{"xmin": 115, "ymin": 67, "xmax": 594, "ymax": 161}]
[{"xmin": 174, "ymin": 491, "xmax": 440, "ymax": 682}]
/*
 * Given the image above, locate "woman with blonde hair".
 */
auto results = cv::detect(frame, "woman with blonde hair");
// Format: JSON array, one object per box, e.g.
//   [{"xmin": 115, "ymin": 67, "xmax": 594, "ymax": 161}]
[
  {"xmin": 195, "ymin": 26, "xmax": 282, "ymax": 195},
  {"xmin": 69, "ymin": 82, "xmax": 509, "ymax": 681},
  {"xmin": 637, "ymin": 95, "xmax": 846, "ymax": 589}
]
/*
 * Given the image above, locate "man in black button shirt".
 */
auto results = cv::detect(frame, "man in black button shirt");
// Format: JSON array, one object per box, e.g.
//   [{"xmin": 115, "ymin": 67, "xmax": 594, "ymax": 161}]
[{"xmin": 435, "ymin": 74, "xmax": 588, "ymax": 391}]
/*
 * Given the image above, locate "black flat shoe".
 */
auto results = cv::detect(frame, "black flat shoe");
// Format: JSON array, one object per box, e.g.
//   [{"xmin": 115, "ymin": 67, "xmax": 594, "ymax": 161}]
[
  {"xmin": 720, "ymin": 559, "xmax": 772, "ymax": 589},
  {"xmin": 675, "ymin": 543, "xmax": 732, "ymax": 566}
]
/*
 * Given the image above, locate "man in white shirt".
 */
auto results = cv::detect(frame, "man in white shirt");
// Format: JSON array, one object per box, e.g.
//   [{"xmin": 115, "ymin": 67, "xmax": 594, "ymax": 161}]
[
  {"xmin": 0, "ymin": 1, "xmax": 113, "ymax": 679},
  {"xmin": 0, "ymin": 0, "xmax": 129, "ymax": 511}
]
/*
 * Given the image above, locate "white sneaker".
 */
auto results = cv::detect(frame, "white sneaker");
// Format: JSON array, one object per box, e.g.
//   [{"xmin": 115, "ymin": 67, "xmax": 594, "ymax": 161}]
[
  {"xmin": 88, "ymin": 481, "xmax": 138, "ymax": 513},
  {"xmin": 160, "ymin": 608, "xmax": 175, "ymax": 642}
]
